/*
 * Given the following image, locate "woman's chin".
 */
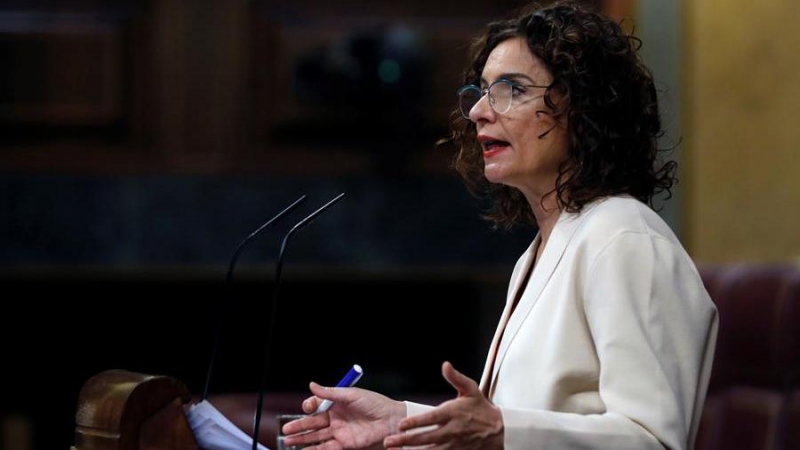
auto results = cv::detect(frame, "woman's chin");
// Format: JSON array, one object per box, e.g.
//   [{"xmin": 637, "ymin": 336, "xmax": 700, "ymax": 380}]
[{"xmin": 483, "ymin": 167, "xmax": 507, "ymax": 185}]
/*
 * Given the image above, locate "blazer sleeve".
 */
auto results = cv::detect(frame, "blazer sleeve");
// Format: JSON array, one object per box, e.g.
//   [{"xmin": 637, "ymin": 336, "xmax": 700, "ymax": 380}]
[{"xmin": 500, "ymin": 231, "xmax": 718, "ymax": 450}]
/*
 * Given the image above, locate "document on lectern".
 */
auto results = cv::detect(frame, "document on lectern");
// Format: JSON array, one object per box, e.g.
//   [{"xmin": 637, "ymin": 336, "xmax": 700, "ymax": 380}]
[{"xmin": 186, "ymin": 400, "xmax": 270, "ymax": 450}]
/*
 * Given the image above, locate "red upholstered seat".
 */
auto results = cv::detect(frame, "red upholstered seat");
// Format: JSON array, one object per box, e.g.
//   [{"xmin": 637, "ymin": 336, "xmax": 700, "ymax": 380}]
[
  {"xmin": 695, "ymin": 263, "xmax": 799, "ymax": 450},
  {"xmin": 709, "ymin": 387, "xmax": 785, "ymax": 450},
  {"xmin": 780, "ymin": 271, "xmax": 800, "ymax": 389},
  {"xmin": 783, "ymin": 389, "xmax": 800, "ymax": 450},
  {"xmin": 716, "ymin": 265, "xmax": 794, "ymax": 389}
]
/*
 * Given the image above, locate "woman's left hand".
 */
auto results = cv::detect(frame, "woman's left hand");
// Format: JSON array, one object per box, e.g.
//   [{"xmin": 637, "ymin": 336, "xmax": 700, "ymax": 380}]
[{"xmin": 383, "ymin": 361, "xmax": 504, "ymax": 450}]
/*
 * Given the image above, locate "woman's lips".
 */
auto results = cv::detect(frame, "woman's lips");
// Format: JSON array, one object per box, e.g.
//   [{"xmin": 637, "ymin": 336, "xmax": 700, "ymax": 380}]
[{"xmin": 483, "ymin": 142, "xmax": 510, "ymax": 158}]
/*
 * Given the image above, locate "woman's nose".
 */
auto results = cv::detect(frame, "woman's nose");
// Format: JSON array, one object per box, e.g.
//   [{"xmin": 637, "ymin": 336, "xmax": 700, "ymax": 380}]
[{"xmin": 469, "ymin": 93, "xmax": 496, "ymax": 123}]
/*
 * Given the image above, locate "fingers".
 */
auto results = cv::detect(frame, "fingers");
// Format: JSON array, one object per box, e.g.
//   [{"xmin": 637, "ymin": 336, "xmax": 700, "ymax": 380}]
[
  {"xmin": 441, "ymin": 361, "xmax": 480, "ymax": 397},
  {"xmin": 304, "ymin": 440, "xmax": 343, "ymax": 450},
  {"xmin": 283, "ymin": 426, "xmax": 336, "ymax": 449},
  {"xmin": 308, "ymin": 380, "xmax": 364, "ymax": 410},
  {"xmin": 384, "ymin": 422, "xmax": 444, "ymax": 449},
  {"xmin": 281, "ymin": 413, "xmax": 329, "ymax": 436},
  {"xmin": 308, "ymin": 442, "xmax": 342, "ymax": 450},
  {"xmin": 301, "ymin": 381, "xmax": 340, "ymax": 414},
  {"xmin": 281, "ymin": 414, "xmax": 343, "ymax": 449},
  {"xmin": 309, "ymin": 380, "xmax": 350, "ymax": 401},
  {"xmin": 302, "ymin": 395, "xmax": 320, "ymax": 414},
  {"xmin": 384, "ymin": 361, "xmax": 484, "ymax": 449},
  {"xmin": 394, "ymin": 362, "xmax": 481, "ymax": 433},
  {"xmin": 285, "ymin": 381, "xmax": 365, "ymax": 450},
  {"xmin": 397, "ymin": 406, "xmax": 448, "ymax": 433},
  {"xmin": 308, "ymin": 381, "xmax": 331, "ymax": 398}
]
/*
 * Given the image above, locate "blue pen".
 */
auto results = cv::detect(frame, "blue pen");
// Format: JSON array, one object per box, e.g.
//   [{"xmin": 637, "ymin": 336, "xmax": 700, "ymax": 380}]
[{"xmin": 315, "ymin": 364, "xmax": 363, "ymax": 413}]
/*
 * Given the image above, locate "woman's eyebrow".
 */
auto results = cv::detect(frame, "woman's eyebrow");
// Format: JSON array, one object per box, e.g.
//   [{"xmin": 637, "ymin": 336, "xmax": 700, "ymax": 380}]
[
  {"xmin": 480, "ymin": 72, "xmax": 537, "ymax": 85},
  {"xmin": 498, "ymin": 72, "xmax": 536, "ymax": 83}
]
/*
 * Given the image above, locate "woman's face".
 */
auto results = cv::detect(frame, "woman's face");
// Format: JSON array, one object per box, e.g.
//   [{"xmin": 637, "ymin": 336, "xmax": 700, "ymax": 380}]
[{"xmin": 469, "ymin": 37, "xmax": 569, "ymax": 199}]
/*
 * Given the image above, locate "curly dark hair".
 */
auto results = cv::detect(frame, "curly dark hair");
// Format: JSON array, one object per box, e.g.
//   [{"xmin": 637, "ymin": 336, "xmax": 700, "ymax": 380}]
[{"xmin": 443, "ymin": 0, "xmax": 677, "ymax": 229}]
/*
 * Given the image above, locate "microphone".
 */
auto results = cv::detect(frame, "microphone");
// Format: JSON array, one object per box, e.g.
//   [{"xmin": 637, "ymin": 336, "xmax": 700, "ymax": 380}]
[
  {"xmin": 201, "ymin": 195, "xmax": 307, "ymax": 402},
  {"xmin": 251, "ymin": 192, "xmax": 346, "ymax": 450}
]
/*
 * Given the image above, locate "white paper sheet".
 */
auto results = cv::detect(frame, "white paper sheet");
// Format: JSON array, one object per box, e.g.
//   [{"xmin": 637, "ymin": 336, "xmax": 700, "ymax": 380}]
[{"xmin": 186, "ymin": 400, "xmax": 270, "ymax": 450}]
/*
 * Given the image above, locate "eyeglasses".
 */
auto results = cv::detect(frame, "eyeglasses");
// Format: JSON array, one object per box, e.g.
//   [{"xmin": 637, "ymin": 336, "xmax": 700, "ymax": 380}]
[{"xmin": 457, "ymin": 78, "xmax": 550, "ymax": 119}]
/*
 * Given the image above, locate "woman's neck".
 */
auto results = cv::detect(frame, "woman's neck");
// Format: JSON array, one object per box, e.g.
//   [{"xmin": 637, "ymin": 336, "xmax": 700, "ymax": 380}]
[{"xmin": 529, "ymin": 192, "xmax": 562, "ymax": 249}]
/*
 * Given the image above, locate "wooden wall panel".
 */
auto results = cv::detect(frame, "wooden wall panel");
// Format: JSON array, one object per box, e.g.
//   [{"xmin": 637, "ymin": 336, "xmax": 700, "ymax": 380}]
[
  {"xmin": 684, "ymin": 0, "xmax": 800, "ymax": 263},
  {"xmin": 0, "ymin": 0, "xmax": 645, "ymax": 176},
  {"xmin": 0, "ymin": 24, "xmax": 124, "ymax": 126},
  {"xmin": 0, "ymin": 6, "xmax": 158, "ymax": 174},
  {"xmin": 0, "ymin": 0, "xmax": 568, "ymax": 176},
  {"xmin": 245, "ymin": 3, "xmax": 521, "ymax": 175}
]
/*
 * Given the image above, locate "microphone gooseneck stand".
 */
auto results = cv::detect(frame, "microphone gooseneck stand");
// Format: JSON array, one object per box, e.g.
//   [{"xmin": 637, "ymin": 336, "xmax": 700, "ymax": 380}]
[
  {"xmin": 201, "ymin": 195, "xmax": 307, "ymax": 402},
  {"xmin": 251, "ymin": 192, "xmax": 346, "ymax": 450}
]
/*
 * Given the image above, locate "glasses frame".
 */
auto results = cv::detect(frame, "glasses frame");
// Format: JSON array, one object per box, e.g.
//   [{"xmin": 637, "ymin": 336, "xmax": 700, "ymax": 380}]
[{"xmin": 457, "ymin": 78, "xmax": 551, "ymax": 119}]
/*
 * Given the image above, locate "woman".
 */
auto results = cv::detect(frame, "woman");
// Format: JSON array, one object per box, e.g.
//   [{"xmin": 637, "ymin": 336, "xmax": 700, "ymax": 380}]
[{"xmin": 283, "ymin": 1, "xmax": 718, "ymax": 449}]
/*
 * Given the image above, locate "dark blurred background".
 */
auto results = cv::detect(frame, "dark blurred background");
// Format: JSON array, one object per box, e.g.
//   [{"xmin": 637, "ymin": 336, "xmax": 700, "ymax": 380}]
[{"xmin": 0, "ymin": 0, "xmax": 537, "ymax": 448}]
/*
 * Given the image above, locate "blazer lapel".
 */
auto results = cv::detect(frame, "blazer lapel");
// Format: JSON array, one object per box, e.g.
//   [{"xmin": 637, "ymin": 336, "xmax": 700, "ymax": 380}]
[
  {"xmin": 479, "ymin": 236, "xmax": 540, "ymax": 394},
  {"xmin": 487, "ymin": 209, "xmax": 587, "ymax": 396}
]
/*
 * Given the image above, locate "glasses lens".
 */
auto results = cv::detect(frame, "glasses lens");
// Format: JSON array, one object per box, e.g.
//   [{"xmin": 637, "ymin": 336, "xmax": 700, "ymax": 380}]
[
  {"xmin": 458, "ymin": 86, "xmax": 481, "ymax": 119},
  {"xmin": 490, "ymin": 81, "xmax": 513, "ymax": 114}
]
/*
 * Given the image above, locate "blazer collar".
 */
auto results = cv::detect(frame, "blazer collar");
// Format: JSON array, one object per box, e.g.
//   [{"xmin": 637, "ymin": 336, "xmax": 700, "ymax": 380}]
[
  {"xmin": 487, "ymin": 205, "xmax": 589, "ymax": 396},
  {"xmin": 479, "ymin": 236, "xmax": 539, "ymax": 394}
]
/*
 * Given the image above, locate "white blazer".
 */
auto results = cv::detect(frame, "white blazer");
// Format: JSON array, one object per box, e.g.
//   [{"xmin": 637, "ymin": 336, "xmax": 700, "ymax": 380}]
[{"xmin": 407, "ymin": 196, "xmax": 718, "ymax": 450}]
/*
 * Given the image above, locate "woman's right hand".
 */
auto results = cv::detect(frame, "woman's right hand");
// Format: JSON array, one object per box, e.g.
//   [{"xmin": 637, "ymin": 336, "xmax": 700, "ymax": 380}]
[{"xmin": 281, "ymin": 381, "xmax": 406, "ymax": 449}]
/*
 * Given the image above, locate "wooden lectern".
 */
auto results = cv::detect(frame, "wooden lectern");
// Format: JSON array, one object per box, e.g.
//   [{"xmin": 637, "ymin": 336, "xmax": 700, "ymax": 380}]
[{"xmin": 72, "ymin": 369, "xmax": 199, "ymax": 450}]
